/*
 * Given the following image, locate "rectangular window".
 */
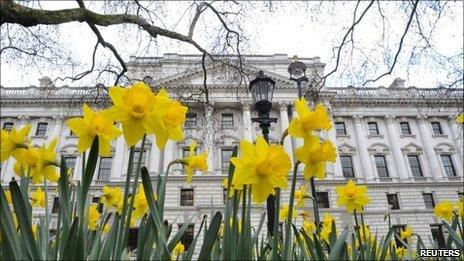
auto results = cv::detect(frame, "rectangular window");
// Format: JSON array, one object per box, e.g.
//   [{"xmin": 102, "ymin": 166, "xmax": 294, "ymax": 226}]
[
  {"xmin": 65, "ymin": 156, "xmax": 77, "ymax": 171},
  {"xmin": 392, "ymin": 225, "xmax": 407, "ymax": 247},
  {"xmin": 387, "ymin": 193, "xmax": 400, "ymax": 210},
  {"xmin": 52, "ymin": 197, "xmax": 60, "ymax": 213},
  {"xmin": 36, "ymin": 122, "xmax": 48, "ymax": 136},
  {"xmin": 422, "ymin": 193, "xmax": 435, "ymax": 209},
  {"xmin": 335, "ymin": 122, "xmax": 347, "ymax": 135},
  {"xmin": 431, "ymin": 122, "xmax": 443, "ymax": 135},
  {"xmin": 131, "ymin": 149, "xmax": 147, "ymax": 176},
  {"xmin": 127, "ymin": 228, "xmax": 138, "ymax": 251},
  {"xmin": 180, "ymin": 188, "xmax": 194, "ymax": 206},
  {"xmin": 440, "ymin": 155, "xmax": 456, "ymax": 177},
  {"xmin": 98, "ymin": 157, "xmax": 112, "ymax": 181},
  {"xmin": 340, "ymin": 156, "xmax": 355, "ymax": 178},
  {"xmin": 2, "ymin": 122, "xmax": 14, "ymax": 131},
  {"xmin": 374, "ymin": 155, "xmax": 389, "ymax": 178},
  {"xmin": 407, "ymin": 155, "xmax": 423, "ymax": 177},
  {"xmin": 221, "ymin": 113, "xmax": 234, "ymax": 128},
  {"xmin": 315, "ymin": 192, "xmax": 330, "ymax": 208},
  {"xmin": 367, "ymin": 122, "xmax": 379, "ymax": 135},
  {"xmin": 185, "ymin": 113, "xmax": 197, "ymax": 128},
  {"xmin": 399, "ymin": 121, "xmax": 411, "ymax": 135},
  {"xmin": 223, "ymin": 188, "xmax": 228, "ymax": 204},
  {"xmin": 178, "ymin": 224, "xmax": 194, "ymax": 250},
  {"xmin": 221, "ymin": 149, "xmax": 234, "ymax": 174},
  {"xmin": 430, "ymin": 224, "xmax": 446, "ymax": 248}
]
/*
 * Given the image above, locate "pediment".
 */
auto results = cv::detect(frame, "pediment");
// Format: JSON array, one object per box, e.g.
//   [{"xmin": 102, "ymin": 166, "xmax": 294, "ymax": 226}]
[
  {"xmin": 434, "ymin": 143, "xmax": 455, "ymax": 153},
  {"xmin": 152, "ymin": 61, "xmax": 294, "ymax": 89},
  {"xmin": 338, "ymin": 143, "xmax": 356, "ymax": 155},
  {"xmin": 401, "ymin": 142, "xmax": 423, "ymax": 154},
  {"xmin": 367, "ymin": 143, "xmax": 390, "ymax": 154}
]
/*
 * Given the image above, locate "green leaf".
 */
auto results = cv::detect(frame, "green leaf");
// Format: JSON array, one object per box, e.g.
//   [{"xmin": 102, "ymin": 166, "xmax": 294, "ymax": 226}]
[
  {"xmin": 98, "ymin": 215, "xmax": 120, "ymax": 260},
  {"xmin": 185, "ymin": 216, "xmax": 206, "ymax": 260},
  {"xmin": 167, "ymin": 216, "xmax": 195, "ymax": 251},
  {"xmin": 58, "ymin": 155, "xmax": 71, "ymax": 229},
  {"xmin": 0, "ymin": 185, "xmax": 20, "ymax": 260},
  {"xmin": 198, "ymin": 211, "xmax": 223, "ymax": 260},
  {"xmin": 9, "ymin": 180, "xmax": 41, "ymax": 260},
  {"xmin": 379, "ymin": 227, "xmax": 395, "ymax": 261},
  {"xmin": 81, "ymin": 137, "xmax": 99, "ymax": 204},
  {"xmin": 328, "ymin": 227, "xmax": 349, "ymax": 260},
  {"xmin": 443, "ymin": 220, "xmax": 464, "ymax": 249}
]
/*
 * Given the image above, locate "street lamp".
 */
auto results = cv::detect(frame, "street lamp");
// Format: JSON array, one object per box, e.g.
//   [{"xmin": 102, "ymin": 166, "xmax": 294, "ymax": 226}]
[
  {"xmin": 249, "ymin": 71, "xmax": 278, "ymax": 235},
  {"xmin": 287, "ymin": 60, "xmax": 321, "ymax": 228}
]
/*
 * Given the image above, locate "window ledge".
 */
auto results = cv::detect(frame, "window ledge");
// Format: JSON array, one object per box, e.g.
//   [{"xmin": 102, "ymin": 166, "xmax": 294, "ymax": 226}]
[
  {"xmin": 400, "ymin": 134, "xmax": 416, "ymax": 138},
  {"xmin": 223, "ymin": 126, "xmax": 237, "ymax": 130},
  {"xmin": 31, "ymin": 135, "xmax": 48, "ymax": 139},
  {"xmin": 336, "ymin": 134, "xmax": 351, "ymax": 138},
  {"xmin": 412, "ymin": 176, "xmax": 427, "ymax": 181},
  {"xmin": 432, "ymin": 134, "xmax": 448, "ymax": 138},
  {"xmin": 379, "ymin": 177, "xmax": 392, "ymax": 182},
  {"xmin": 367, "ymin": 134, "xmax": 384, "ymax": 139},
  {"xmin": 65, "ymin": 135, "xmax": 77, "ymax": 139},
  {"xmin": 447, "ymin": 176, "xmax": 461, "ymax": 181}
]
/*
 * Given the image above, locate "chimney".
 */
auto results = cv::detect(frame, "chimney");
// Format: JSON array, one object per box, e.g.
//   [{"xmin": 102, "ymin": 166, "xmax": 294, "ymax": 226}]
[
  {"xmin": 389, "ymin": 77, "xmax": 405, "ymax": 88},
  {"xmin": 39, "ymin": 76, "xmax": 54, "ymax": 88}
]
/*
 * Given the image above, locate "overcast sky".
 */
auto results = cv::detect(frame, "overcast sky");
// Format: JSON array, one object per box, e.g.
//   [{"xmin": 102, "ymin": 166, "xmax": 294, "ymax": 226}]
[{"xmin": 1, "ymin": 1, "xmax": 462, "ymax": 88}]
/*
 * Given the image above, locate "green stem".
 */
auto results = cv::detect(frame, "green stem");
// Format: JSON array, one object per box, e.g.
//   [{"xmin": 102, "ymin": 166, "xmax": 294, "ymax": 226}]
[
  {"xmin": 283, "ymin": 161, "xmax": 300, "ymax": 259},
  {"xmin": 360, "ymin": 211, "xmax": 367, "ymax": 245},
  {"xmin": 310, "ymin": 177, "xmax": 320, "ymax": 232},
  {"xmin": 271, "ymin": 188, "xmax": 281, "ymax": 260},
  {"xmin": 354, "ymin": 210, "xmax": 364, "ymax": 254}
]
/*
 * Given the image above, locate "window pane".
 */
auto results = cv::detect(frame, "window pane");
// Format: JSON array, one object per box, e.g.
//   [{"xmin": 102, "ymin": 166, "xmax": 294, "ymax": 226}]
[
  {"xmin": 440, "ymin": 155, "xmax": 456, "ymax": 177},
  {"xmin": 407, "ymin": 155, "xmax": 423, "ymax": 177},
  {"xmin": 65, "ymin": 156, "xmax": 77, "ymax": 171},
  {"xmin": 430, "ymin": 225, "xmax": 446, "ymax": 248},
  {"xmin": 335, "ymin": 122, "xmax": 346, "ymax": 135},
  {"xmin": 98, "ymin": 157, "xmax": 112, "ymax": 180},
  {"xmin": 36, "ymin": 122, "xmax": 48, "ymax": 136},
  {"xmin": 422, "ymin": 193, "xmax": 435, "ymax": 209},
  {"xmin": 340, "ymin": 156, "xmax": 354, "ymax": 178},
  {"xmin": 185, "ymin": 113, "xmax": 197, "ymax": 128},
  {"xmin": 2, "ymin": 122, "xmax": 14, "ymax": 131},
  {"xmin": 367, "ymin": 122, "xmax": 379, "ymax": 135},
  {"xmin": 399, "ymin": 122, "xmax": 411, "ymax": 135},
  {"xmin": 221, "ymin": 113, "xmax": 234, "ymax": 128},
  {"xmin": 431, "ymin": 122, "xmax": 443, "ymax": 135},
  {"xmin": 52, "ymin": 197, "xmax": 60, "ymax": 213},
  {"xmin": 387, "ymin": 194, "xmax": 400, "ymax": 210},
  {"xmin": 316, "ymin": 192, "xmax": 330, "ymax": 208},
  {"xmin": 221, "ymin": 149, "xmax": 234, "ymax": 174},
  {"xmin": 180, "ymin": 188, "xmax": 194, "ymax": 206},
  {"xmin": 131, "ymin": 149, "xmax": 147, "ymax": 176},
  {"xmin": 127, "ymin": 228, "xmax": 139, "ymax": 251},
  {"xmin": 374, "ymin": 155, "xmax": 389, "ymax": 177},
  {"xmin": 392, "ymin": 225, "xmax": 407, "ymax": 247}
]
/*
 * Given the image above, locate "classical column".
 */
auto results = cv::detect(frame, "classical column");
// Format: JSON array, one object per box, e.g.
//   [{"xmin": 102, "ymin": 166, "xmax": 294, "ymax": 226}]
[
  {"xmin": 447, "ymin": 116, "xmax": 463, "ymax": 160},
  {"xmin": 325, "ymin": 106, "xmax": 343, "ymax": 180},
  {"xmin": 149, "ymin": 139, "xmax": 161, "ymax": 176},
  {"xmin": 242, "ymin": 102, "xmax": 253, "ymax": 141},
  {"xmin": 111, "ymin": 135, "xmax": 126, "ymax": 180},
  {"xmin": 290, "ymin": 104, "xmax": 304, "ymax": 172},
  {"xmin": 49, "ymin": 116, "xmax": 64, "ymax": 145},
  {"xmin": 416, "ymin": 116, "xmax": 443, "ymax": 180},
  {"xmin": 279, "ymin": 102, "xmax": 293, "ymax": 163},
  {"xmin": 163, "ymin": 141, "xmax": 175, "ymax": 171},
  {"xmin": 385, "ymin": 115, "xmax": 409, "ymax": 180},
  {"xmin": 352, "ymin": 115, "xmax": 374, "ymax": 181}
]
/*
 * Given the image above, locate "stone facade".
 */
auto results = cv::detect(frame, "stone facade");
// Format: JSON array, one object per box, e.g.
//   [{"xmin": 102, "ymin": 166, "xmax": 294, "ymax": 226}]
[{"xmin": 1, "ymin": 53, "xmax": 463, "ymax": 251}]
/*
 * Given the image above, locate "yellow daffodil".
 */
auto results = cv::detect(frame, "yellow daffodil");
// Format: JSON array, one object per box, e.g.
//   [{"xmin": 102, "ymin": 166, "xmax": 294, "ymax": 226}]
[
  {"xmin": 456, "ymin": 113, "xmax": 464, "ymax": 124},
  {"xmin": 172, "ymin": 242, "xmax": 185, "ymax": 258},
  {"xmin": 336, "ymin": 180, "xmax": 370, "ymax": 213},
  {"xmin": 231, "ymin": 136, "xmax": 291, "ymax": 204},
  {"xmin": 30, "ymin": 187, "xmax": 46, "ymax": 207},
  {"xmin": 132, "ymin": 185, "xmax": 149, "ymax": 219},
  {"xmin": 400, "ymin": 226, "xmax": 413, "ymax": 240},
  {"xmin": 396, "ymin": 246, "xmax": 406, "ymax": 259},
  {"xmin": 88, "ymin": 203, "xmax": 101, "ymax": 231},
  {"xmin": 300, "ymin": 210, "xmax": 311, "ymax": 221},
  {"xmin": 295, "ymin": 134, "xmax": 336, "ymax": 180},
  {"xmin": 456, "ymin": 199, "xmax": 463, "ymax": 217},
  {"xmin": 182, "ymin": 141, "xmax": 208, "ymax": 183},
  {"xmin": 320, "ymin": 213, "xmax": 334, "ymax": 241},
  {"xmin": 1, "ymin": 124, "xmax": 31, "ymax": 162},
  {"xmin": 434, "ymin": 200, "xmax": 454, "ymax": 221},
  {"xmin": 4, "ymin": 190, "xmax": 12, "ymax": 204},
  {"xmin": 16, "ymin": 139, "xmax": 60, "ymax": 184},
  {"xmin": 101, "ymin": 186, "xmax": 123, "ymax": 213},
  {"xmin": 222, "ymin": 179, "xmax": 242, "ymax": 198},
  {"xmin": 130, "ymin": 216, "xmax": 138, "ymax": 227},
  {"xmin": 302, "ymin": 220, "xmax": 316, "ymax": 235},
  {"xmin": 288, "ymin": 98, "xmax": 332, "ymax": 138},
  {"xmin": 280, "ymin": 204, "xmax": 296, "ymax": 221},
  {"xmin": 67, "ymin": 104, "xmax": 121, "ymax": 156},
  {"xmin": 358, "ymin": 225, "xmax": 372, "ymax": 241},
  {"xmin": 102, "ymin": 224, "xmax": 111, "ymax": 234},
  {"xmin": 31, "ymin": 224, "xmax": 38, "ymax": 238},
  {"xmin": 295, "ymin": 184, "xmax": 309, "ymax": 208},
  {"xmin": 105, "ymin": 82, "xmax": 187, "ymax": 148},
  {"xmin": 13, "ymin": 160, "xmax": 30, "ymax": 178}
]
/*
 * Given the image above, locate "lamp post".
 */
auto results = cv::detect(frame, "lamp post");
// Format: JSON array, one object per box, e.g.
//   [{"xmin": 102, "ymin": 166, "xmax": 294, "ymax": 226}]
[
  {"xmin": 287, "ymin": 60, "xmax": 321, "ymax": 228},
  {"xmin": 249, "ymin": 71, "xmax": 278, "ymax": 235}
]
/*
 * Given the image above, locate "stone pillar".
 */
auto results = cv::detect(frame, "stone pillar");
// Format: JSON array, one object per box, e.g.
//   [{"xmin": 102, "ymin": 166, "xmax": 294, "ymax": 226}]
[
  {"xmin": 290, "ymin": 104, "xmax": 304, "ymax": 172},
  {"xmin": 149, "ymin": 138, "xmax": 161, "ymax": 176},
  {"xmin": 352, "ymin": 115, "xmax": 374, "ymax": 181},
  {"xmin": 279, "ymin": 102, "xmax": 293, "ymax": 163},
  {"xmin": 385, "ymin": 115, "xmax": 409, "ymax": 180},
  {"xmin": 242, "ymin": 103, "xmax": 253, "ymax": 141},
  {"xmin": 112, "ymin": 135, "xmax": 126, "ymax": 180},
  {"xmin": 49, "ymin": 116, "xmax": 64, "ymax": 146},
  {"xmin": 325, "ymin": 105, "xmax": 343, "ymax": 180},
  {"xmin": 447, "ymin": 116, "xmax": 463, "ymax": 160},
  {"xmin": 163, "ymin": 141, "xmax": 175, "ymax": 171},
  {"xmin": 416, "ymin": 116, "xmax": 443, "ymax": 180}
]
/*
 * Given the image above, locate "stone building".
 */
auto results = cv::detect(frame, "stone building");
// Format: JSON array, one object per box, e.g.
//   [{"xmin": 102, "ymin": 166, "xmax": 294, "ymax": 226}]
[{"xmin": 1, "ymin": 53, "xmax": 463, "ymax": 251}]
